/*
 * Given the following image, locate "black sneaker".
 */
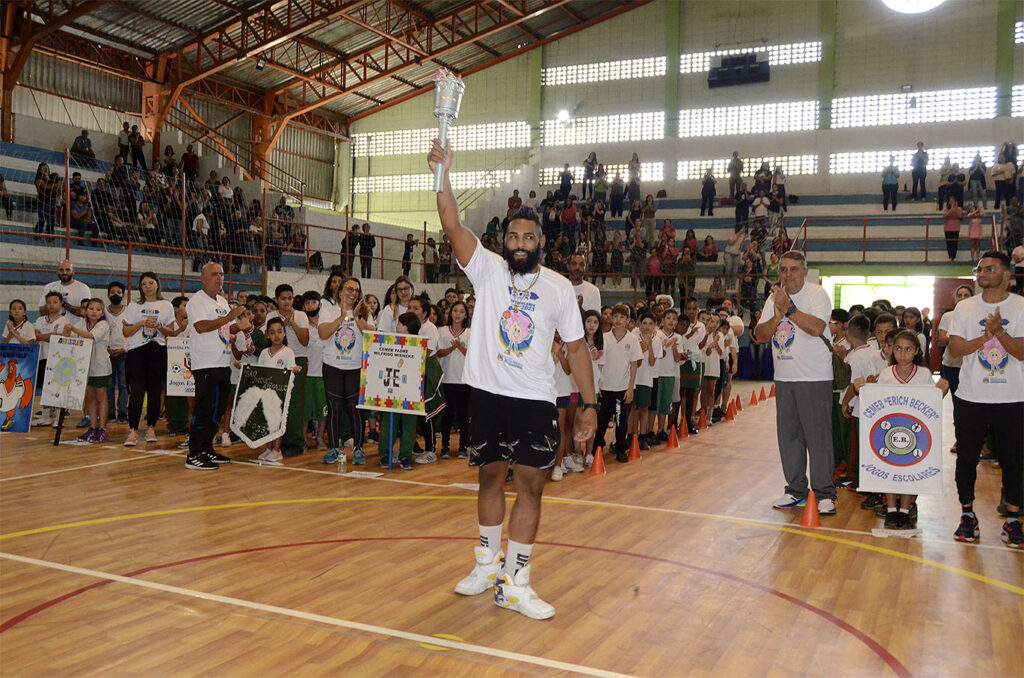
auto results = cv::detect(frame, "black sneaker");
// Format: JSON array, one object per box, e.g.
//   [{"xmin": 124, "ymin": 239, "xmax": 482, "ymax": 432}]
[
  {"xmin": 457, "ymin": 448, "xmax": 469, "ymax": 459},
  {"xmin": 656, "ymin": 431, "xmax": 669, "ymax": 443},
  {"xmin": 207, "ymin": 451, "xmax": 231, "ymax": 464},
  {"xmin": 185, "ymin": 454, "xmax": 218, "ymax": 470},
  {"xmin": 281, "ymin": 445, "xmax": 304, "ymax": 457},
  {"xmin": 997, "ymin": 501, "xmax": 1007, "ymax": 517},
  {"xmin": 1001, "ymin": 520, "xmax": 1023, "ymax": 549},
  {"xmin": 874, "ymin": 503, "xmax": 888, "ymax": 517},
  {"xmin": 615, "ymin": 450, "xmax": 629, "ymax": 463},
  {"xmin": 835, "ymin": 476, "xmax": 855, "ymax": 488},
  {"xmin": 897, "ymin": 512, "xmax": 913, "ymax": 530},
  {"xmin": 953, "ymin": 514, "xmax": 980, "ymax": 543},
  {"xmin": 687, "ymin": 425, "xmax": 699, "ymax": 435},
  {"xmin": 440, "ymin": 447, "xmax": 451, "ymax": 459},
  {"xmin": 883, "ymin": 511, "xmax": 900, "ymax": 529},
  {"xmin": 908, "ymin": 501, "xmax": 918, "ymax": 522},
  {"xmin": 400, "ymin": 458, "xmax": 413, "ymax": 470},
  {"xmin": 860, "ymin": 493, "xmax": 883, "ymax": 510}
]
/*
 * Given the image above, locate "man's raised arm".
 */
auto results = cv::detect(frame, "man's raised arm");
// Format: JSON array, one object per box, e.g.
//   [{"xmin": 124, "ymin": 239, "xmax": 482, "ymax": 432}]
[{"xmin": 428, "ymin": 139, "xmax": 477, "ymax": 268}]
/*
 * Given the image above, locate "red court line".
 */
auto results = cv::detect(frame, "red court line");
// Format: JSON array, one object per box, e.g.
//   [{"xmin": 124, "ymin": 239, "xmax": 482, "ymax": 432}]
[{"xmin": 1, "ymin": 536, "xmax": 912, "ymax": 678}]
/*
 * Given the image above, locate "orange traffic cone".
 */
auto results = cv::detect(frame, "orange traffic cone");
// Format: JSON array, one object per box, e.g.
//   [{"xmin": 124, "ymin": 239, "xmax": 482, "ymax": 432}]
[
  {"xmin": 769, "ymin": 383, "xmax": 776, "ymax": 398},
  {"xmin": 759, "ymin": 386, "xmax": 767, "ymax": 402},
  {"xmin": 678, "ymin": 422, "xmax": 689, "ymax": 439},
  {"xmin": 735, "ymin": 395, "xmax": 742, "ymax": 412},
  {"xmin": 750, "ymin": 391, "xmax": 759, "ymax": 406},
  {"xmin": 628, "ymin": 434, "xmax": 642, "ymax": 461},
  {"xmin": 724, "ymin": 401, "xmax": 735, "ymax": 422},
  {"xmin": 666, "ymin": 426, "xmax": 679, "ymax": 449},
  {"xmin": 697, "ymin": 410, "xmax": 708, "ymax": 430},
  {"xmin": 589, "ymin": 446, "xmax": 606, "ymax": 475},
  {"xmin": 799, "ymin": 490, "xmax": 821, "ymax": 528}
]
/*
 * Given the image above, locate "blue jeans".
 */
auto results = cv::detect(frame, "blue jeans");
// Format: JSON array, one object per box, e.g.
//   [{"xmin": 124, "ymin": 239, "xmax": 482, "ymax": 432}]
[{"xmin": 108, "ymin": 353, "xmax": 128, "ymax": 417}]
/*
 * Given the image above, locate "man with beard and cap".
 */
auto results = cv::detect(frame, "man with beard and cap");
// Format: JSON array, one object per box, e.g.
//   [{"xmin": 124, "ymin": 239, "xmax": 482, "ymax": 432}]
[
  {"xmin": 566, "ymin": 252, "xmax": 601, "ymax": 313},
  {"xmin": 429, "ymin": 139, "xmax": 597, "ymax": 620},
  {"xmin": 38, "ymin": 259, "xmax": 91, "ymax": 318}
]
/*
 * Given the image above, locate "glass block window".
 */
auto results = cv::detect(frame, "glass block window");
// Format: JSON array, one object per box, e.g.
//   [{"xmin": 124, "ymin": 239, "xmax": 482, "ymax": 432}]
[
  {"xmin": 540, "ymin": 111, "xmax": 664, "ymax": 147},
  {"xmin": 678, "ymin": 101, "xmax": 818, "ymax": 137},
  {"xmin": 1013, "ymin": 84, "xmax": 1024, "ymax": 118},
  {"xmin": 679, "ymin": 41, "xmax": 822, "ymax": 73},
  {"xmin": 829, "ymin": 146, "xmax": 996, "ymax": 174},
  {"xmin": 542, "ymin": 57, "xmax": 666, "ymax": 86},
  {"xmin": 350, "ymin": 121, "xmax": 530, "ymax": 157},
  {"xmin": 351, "ymin": 170, "xmax": 514, "ymax": 193},
  {"xmin": 540, "ymin": 162, "xmax": 665, "ymax": 185},
  {"xmin": 676, "ymin": 155, "xmax": 817, "ymax": 181},
  {"xmin": 831, "ymin": 87, "xmax": 997, "ymax": 128}
]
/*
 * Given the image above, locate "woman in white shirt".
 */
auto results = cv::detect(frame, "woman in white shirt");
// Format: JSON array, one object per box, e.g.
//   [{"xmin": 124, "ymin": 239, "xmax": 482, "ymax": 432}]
[
  {"xmin": 65, "ymin": 299, "xmax": 112, "ymax": 443},
  {"xmin": 376, "ymin": 275, "xmax": 414, "ymax": 333},
  {"xmin": 121, "ymin": 272, "xmax": 176, "ymax": 446},
  {"xmin": 436, "ymin": 300, "xmax": 471, "ymax": 458}
]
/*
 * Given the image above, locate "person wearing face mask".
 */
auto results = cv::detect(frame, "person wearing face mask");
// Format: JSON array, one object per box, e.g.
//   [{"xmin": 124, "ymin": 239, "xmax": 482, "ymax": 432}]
[
  {"xmin": 105, "ymin": 282, "xmax": 130, "ymax": 423},
  {"xmin": 301, "ymin": 290, "xmax": 328, "ymax": 451}
]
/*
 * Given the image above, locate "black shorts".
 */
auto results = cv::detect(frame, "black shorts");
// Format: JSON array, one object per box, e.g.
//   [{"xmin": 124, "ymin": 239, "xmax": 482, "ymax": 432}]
[{"xmin": 467, "ymin": 387, "xmax": 559, "ymax": 470}]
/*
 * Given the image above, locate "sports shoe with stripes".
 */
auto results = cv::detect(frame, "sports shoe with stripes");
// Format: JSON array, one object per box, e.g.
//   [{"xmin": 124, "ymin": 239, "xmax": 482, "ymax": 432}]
[
  {"xmin": 493, "ymin": 565, "xmax": 555, "ymax": 620},
  {"xmin": 953, "ymin": 514, "xmax": 980, "ymax": 543},
  {"xmin": 454, "ymin": 547, "xmax": 504, "ymax": 596},
  {"xmin": 1001, "ymin": 520, "xmax": 1023, "ymax": 550}
]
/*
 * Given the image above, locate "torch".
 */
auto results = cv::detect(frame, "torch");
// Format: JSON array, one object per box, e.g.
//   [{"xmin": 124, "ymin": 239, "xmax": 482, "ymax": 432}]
[{"xmin": 432, "ymin": 69, "xmax": 466, "ymax": 193}]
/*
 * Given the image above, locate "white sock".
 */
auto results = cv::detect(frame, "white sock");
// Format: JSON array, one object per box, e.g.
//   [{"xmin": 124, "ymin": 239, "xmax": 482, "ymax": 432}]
[
  {"xmin": 506, "ymin": 539, "xmax": 533, "ymax": 576},
  {"xmin": 479, "ymin": 524, "xmax": 502, "ymax": 555}
]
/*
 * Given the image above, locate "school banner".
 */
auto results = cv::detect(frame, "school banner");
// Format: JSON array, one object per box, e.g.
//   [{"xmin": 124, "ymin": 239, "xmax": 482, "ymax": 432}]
[
  {"xmin": 858, "ymin": 384, "xmax": 944, "ymax": 495},
  {"xmin": 40, "ymin": 336, "xmax": 91, "ymax": 411},
  {"xmin": 0, "ymin": 342, "xmax": 40, "ymax": 433},
  {"xmin": 358, "ymin": 331, "xmax": 428, "ymax": 416},
  {"xmin": 230, "ymin": 364, "xmax": 295, "ymax": 448},
  {"xmin": 166, "ymin": 337, "xmax": 195, "ymax": 397}
]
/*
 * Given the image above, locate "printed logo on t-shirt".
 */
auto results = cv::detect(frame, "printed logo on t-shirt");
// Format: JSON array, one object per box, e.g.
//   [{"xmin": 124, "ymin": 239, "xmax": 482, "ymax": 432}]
[
  {"xmin": 140, "ymin": 308, "xmax": 160, "ymax": 339},
  {"xmin": 334, "ymin": 324, "xmax": 357, "ymax": 355},
  {"xmin": 498, "ymin": 308, "xmax": 535, "ymax": 359},
  {"xmin": 773, "ymin": 318, "xmax": 796, "ymax": 358},
  {"xmin": 976, "ymin": 318, "xmax": 1010, "ymax": 382}
]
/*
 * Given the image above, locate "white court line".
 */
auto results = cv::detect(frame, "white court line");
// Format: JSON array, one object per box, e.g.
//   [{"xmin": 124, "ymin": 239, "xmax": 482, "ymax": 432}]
[
  {"xmin": 0, "ymin": 551, "xmax": 633, "ymax": 678},
  {"xmin": 0, "ymin": 455, "xmax": 158, "ymax": 482}
]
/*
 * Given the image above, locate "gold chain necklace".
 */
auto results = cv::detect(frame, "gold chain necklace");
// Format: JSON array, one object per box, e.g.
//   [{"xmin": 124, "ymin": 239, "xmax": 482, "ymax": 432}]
[{"xmin": 509, "ymin": 268, "xmax": 541, "ymax": 313}]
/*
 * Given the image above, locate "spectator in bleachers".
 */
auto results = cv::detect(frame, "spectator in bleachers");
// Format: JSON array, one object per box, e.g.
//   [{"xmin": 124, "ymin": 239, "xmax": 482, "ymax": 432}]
[
  {"xmin": 91, "ymin": 178, "xmax": 115, "ymax": 234},
  {"xmin": 34, "ymin": 164, "xmax": 59, "ymax": 239},
  {"xmin": 947, "ymin": 164, "xmax": 966, "ymax": 207},
  {"xmin": 677, "ymin": 245, "xmax": 695, "ymax": 301},
  {"xmin": 425, "ymin": 237, "xmax": 439, "ymax": 282},
  {"xmin": 768, "ymin": 187, "xmax": 784, "ymax": 232},
  {"xmin": 582, "ymin": 152, "xmax": 597, "ymax": 199},
  {"xmin": 594, "ymin": 165, "xmax": 607, "ymax": 204},
  {"xmin": 772, "ymin": 225, "xmax": 793, "ymax": 255},
  {"xmin": 626, "ymin": 174, "xmax": 641, "ymax": 205},
  {"xmin": 609, "ymin": 231, "xmax": 624, "ymax": 287},
  {"xmin": 1001, "ymin": 140, "xmax": 1018, "ymax": 166},
  {"xmin": 70, "ymin": 129, "xmax": 96, "ymax": 168},
  {"xmin": 708, "ymin": 276, "xmax": 725, "ymax": 307},
  {"xmin": 772, "ymin": 165, "xmax": 787, "ymax": 209},
  {"xmin": 559, "ymin": 164, "xmax": 573, "ymax": 199},
  {"xmin": 69, "ymin": 172, "xmax": 88, "ymax": 201},
  {"xmin": 644, "ymin": 246, "xmax": 662, "ymax": 297},
  {"xmin": 968, "ymin": 153, "xmax": 987, "ymax": 209},
  {"xmin": 659, "ymin": 218, "xmax": 675, "ymax": 243},
  {"xmin": 592, "ymin": 232, "xmax": 608, "ymax": 285},
  {"xmin": 160, "ymin": 146, "xmax": 176, "ymax": 178},
  {"xmin": 936, "ymin": 156, "xmax": 952, "ymax": 209},
  {"xmin": 526, "ymin": 189, "xmax": 540, "ymax": 212},
  {"xmin": 697, "ymin": 235, "xmax": 718, "ymax": 262},
  {"xmin": 204, "ymin": 170, "xmax": 219, "ymax": 195},
  {"xmin": 700, "ymin": 168, "xmax": 717, "ymax": 217},
  {"xmin": 625, "ymin": 199, "xmax": 641, "ymax": 240},
  {"xmin": 751, "ymin": 189, "xmax": 770, "ymax": 231},
  {"xmin": 117, "ymin": 122, "xmax": 131, "ymax": 162},
  {"xmin": 128, "ymin": 125, "xmax": 147, "ymax": 169},
  {"xmin": 641, "ymin": 194, "xmax": 658, "ymax": 243},
  {"xmin": 180, "ymin": 144, "xmax": 199, "ymax": 186},
  {"xmin": 728, "ymin": 151, "xmax": 743, "ymax": 200},
  {"xmin": 881, "ymin": 155, "xmax": 900, "ymax": 211},
  {"xmin": 359, "ymin": 223, "xmax": 376, "ymax": 278},
  {"xmin": 266, "ymin": 218, "xmax": 284, "ymax": 272},
  {"xmin": 628, "ymin": 228, "xmax": 647, "ymax": 280},
  {"xmin": 628, "ymin": 153, "xmax": 641, "ymax": 183},
  {"xmin": 137, "ymin": 202, "xmax": 159, "ymax": 245},
  {"xmin": 724, "ymin": 225, "xmax": 747, "ymax": 291},
  {"xmin": 609, "ymin": 174, "xmax": 625, "ymax": 217},
  {"xmin": 682, "ymin": 228, "xmax": 698, "ymax": 254},
  {"xmin": 967, "ymin": 204, "xmax": 987, "ymax": 261},
  {"xmin": 70, "ymin": 191, "xmax": 99, "ymax": 246},
  {"xmin": 593, "ymin": 199, "xmax": 606, "ymax": 228},
  {"xmin": 734, "ymin": 183, "xmax": 751, "ymax": 227},
  {"xmin": 0, "ymin": 175, "xmax": 11, "ymax": 219},
  {"xmin": 754, "ymin": 162, "xmax": 771, "ymax": 192},
  {"xmin": 1001, "ymin": 197, "xmax": 1022, "ymax": 252},
  {"xmin": 561, "ymin": 196, "xmax": 578, "ymax": 247},
  {"xmin": 911, "ymin": 141, "xmax": 929, "ymax": 200},
  {"xmin": 993, "ymin": 153, "xmax": 1016, "ymax": 210},
  {"xmin": 943, "ymin": 197, "xmax": 964, "ymax": 261},
  {"xmin": 507, "ymin": 189, "xmax": 522, "ymax": 212}
]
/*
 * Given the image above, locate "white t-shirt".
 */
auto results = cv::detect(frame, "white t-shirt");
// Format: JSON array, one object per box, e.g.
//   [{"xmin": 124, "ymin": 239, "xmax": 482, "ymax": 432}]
[
  {"xmin": 118, "ymin": 129, "xmax": 130, "ymax": 146},
  {"xmin": 757, "ymin": 282, "xmax": 833, "ymax": 382},
  {"xmin": 266, "ymin": 310, "xmax": 310, "ymax": 358},
  {"xmin": 186, "ymin": 291, "xmax": 233, "ymax": 370},
  {"xmin": 104, "ymin": 306, "xmax": 129, "ymax": 352},
  {"xmin": 635, "ymin": 333, "xmax": 663, "ymax": 388},
  {"xmin": 38, "ymin": 280, "xmax": 92, "ymax": 315},
  {"xmin": 193, "ymin": 213, "xmax": 210, "ymax": 237},
  {"xmin": 937, "ymin": 310, "xmax": 962, "ymax": 368},
  {"xmin": 572, "ymin": 281, "xmax": 602, "ymax": 313},
  {"xmin": 875, "ymin": 364, "xmax": 935, "ymax": 386},
  {"xmin": 588, "ymin": 342, "xmax": 605, "ymax": 392},
  {"xmin": 258, "ymin": 345, "xmax": 296, "ymax": 370},
  {"xmin": 845, "ymin": 343, "xmax": 881, "ymax": 412},
  {"xmin": 319, "ymin": 304, "xmax": 368, "ymax": 371},
  {"xmin": 553, "ymin": 345, "xmax": 575, "ymax": 398},
  {"xmin": 948, "ymin": 293, "xmax": 1024, "ymax": 404},
  {"xmin": 230, "ymin": 329, "xmax": 257, "ymax": 385},
  {"xmin": 376, "ymin": 303, "xmax": 407, "ymax": 334},
  {"xmin": 305, "ymin": 316, "xmax": 324, "ymax": 378},
  {"xmin": 438, "ymin": 326, "xmax": 471, "ymax": 384},
  {"xmin": 458, "ymin": 239, "xmax": 584, "ymax": 403},
  {"xmin": 5, "ymin": 318, "xmax": 35, "ymax": 343},
  {"xmin": 654, "ymin": 329, "xmax": 680, "ymax": 378},
  {"xmin": 74, "ymin": 317, "xmax": 111, "ymax": 377},
  {"xmin": 600, "ymin": 330, "xmax": 643, "ymax": 392},
  {"xmin": 703, "ymin": 332, "xmax": 724, "ymax": 378},
  {"xmin": 124, "ymin": 300, "xmax": 174, "ymax": 350},
  {"xmin": 420, "ymin": 319, "xmax": 440, "ymax": 353},
  {"xmin": 33, "ymin": 315, "xmax": 67, "ymax": 360},
  {"xmin": 680, "ymin": 322, "xmax": 707, "ymax": 368}
]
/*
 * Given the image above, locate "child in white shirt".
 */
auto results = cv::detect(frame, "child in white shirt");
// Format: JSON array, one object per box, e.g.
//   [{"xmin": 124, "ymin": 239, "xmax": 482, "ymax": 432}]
[
  {"xmin": 32, "ymin": 292, "xmax": 68, "ymax": 426},
  {"xmin": 700, "ymin": 314, "xmax": 725, "ymax": 427},
  {"xmin": 65, "ymin": 299, "xmax": 111, "ymax": 442},
  {"xmin": 255, "ymin": 317, "xmax": 302, "ymax": 464}
]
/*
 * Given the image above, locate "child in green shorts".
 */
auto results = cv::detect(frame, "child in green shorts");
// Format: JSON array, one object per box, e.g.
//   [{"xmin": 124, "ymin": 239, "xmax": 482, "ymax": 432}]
[
  {"xmin": 630, "ymin": 311, "xmax": 662, "ymax": 449},
  {"xmin": 302, "ymin": 291, "xmax": 328, "ymax": 449}
]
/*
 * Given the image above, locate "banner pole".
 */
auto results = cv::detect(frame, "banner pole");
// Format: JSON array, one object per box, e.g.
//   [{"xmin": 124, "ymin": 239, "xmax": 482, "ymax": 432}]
[{"xmin": 388, "ymin": 413, "xmax": 394, "ymax": 471}]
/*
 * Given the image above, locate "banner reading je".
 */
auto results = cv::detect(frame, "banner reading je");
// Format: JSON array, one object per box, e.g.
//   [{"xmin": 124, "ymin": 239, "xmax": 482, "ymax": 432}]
[{"xmin": 358, "ymin": 331, "xmax": 428, "ymax": 416}]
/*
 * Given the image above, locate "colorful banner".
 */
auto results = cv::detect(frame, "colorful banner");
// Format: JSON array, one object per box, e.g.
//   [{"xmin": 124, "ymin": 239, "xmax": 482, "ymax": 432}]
[
  {"xmin": 230, "ymin": 364, "xmax": 295, "ymax": 448},
  {"xmin": 0, "ymin": 342, "xmax": 40, "ymax": 433},
  {"xmin": 858, "ymin": 384, "xmax": 944, "ymax": 495},
  {"xmin": 40, "ymin": 336, "xmax": 91, "ymax": 411},
  {"xmin": 166, "ymin": 336, "xmax": 195, "ymax": 397},
  {"xmin": 358, "ymin": 331, "xmax": 428, "ymax": 415}
]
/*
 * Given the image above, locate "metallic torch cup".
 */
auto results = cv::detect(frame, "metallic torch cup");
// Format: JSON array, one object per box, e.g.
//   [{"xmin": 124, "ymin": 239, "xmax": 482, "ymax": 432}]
[{"xmin": 432, "ymin": 69, "xmax": 465, "ymax": 193}]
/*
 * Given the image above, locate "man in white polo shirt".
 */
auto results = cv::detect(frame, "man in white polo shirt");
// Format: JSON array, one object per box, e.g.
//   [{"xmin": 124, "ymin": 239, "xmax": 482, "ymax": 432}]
[
  {"xmin": 38, "ymin": 259, "xmax": 91, "ymax": 318},
  {"xmin": 754, "ymin": 251, "xmax": 836, "ymax": 515},
  {"xmin": 566, "ymin": 252, "xmax": 601, "ymax": 313}
]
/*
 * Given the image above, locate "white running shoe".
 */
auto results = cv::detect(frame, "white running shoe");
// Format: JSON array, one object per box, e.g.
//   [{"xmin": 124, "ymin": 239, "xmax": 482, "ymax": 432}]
[
  {"xmin": 220, "ymin": 432, "xmax": 231, "ymax": 447},
  {"xmin": 584, "ymin": 453, "xmax": 594, "ymax": 468},
  {"xmin": 563, "ymin": 453, "xmax": 584, "ymax": 473},
  {"xmin": 550, "ymin": 466, "xmax": 564, "ymax": 482},
  {"xmin": 818, "ymin": 498, "xmax": 837, "ymax": 515},
  {"xmin": 454, "ymin": 547, "xmax": 505, "ymax": 596},
  {"xmin": 257, "ymin": 448, "xmax": 284, "ymax": 465},
  {"xmin": 493, "ymin": 565, "xmax": 555, "ymax": 620},
  {"xmin": 31, "ymin": 412, "xmax": 50, "ymax": 426},
  {"xmin": 414, "ymin": 450, "xmax": 438, "ymax": 464}
]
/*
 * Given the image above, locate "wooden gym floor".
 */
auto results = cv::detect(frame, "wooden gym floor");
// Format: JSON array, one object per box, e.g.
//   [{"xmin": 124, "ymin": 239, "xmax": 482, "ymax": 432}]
[{"xmin": 0, "ymin": 383, "xmax": 1020, "ymax": 677}]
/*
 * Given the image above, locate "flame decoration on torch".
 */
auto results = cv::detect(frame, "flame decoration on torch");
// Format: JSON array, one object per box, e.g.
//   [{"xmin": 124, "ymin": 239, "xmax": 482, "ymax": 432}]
[{"xmin": 432, "ymin": 69, "xmax": 466, "ymax": 193}]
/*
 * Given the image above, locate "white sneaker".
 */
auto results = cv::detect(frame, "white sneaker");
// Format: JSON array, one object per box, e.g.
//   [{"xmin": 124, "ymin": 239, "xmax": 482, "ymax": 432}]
[
  {"xmin": 772, "ymin": 494, "xmax": 806, "ymax": 509},
  {"xmin": 563, "ymin": 453, "xmax": 584, "ymax": 473},
  {"xmin": 178, "ymin": 437, "xmax": 190, "ymax": 449},
  {"xmin": 454, "ymin": 547, "xmax": 505, "ymax": 596},
  {"xmin": 550, "ymin": 466, "xmax": 564, "ymax": 481},
  {"xmin": 220, "ymin": 432, "xmax": 231, "ymax": 447},
  {"xmin": 414, "ymin": 450, "xmax": 437, "ymax": 464},
  {"xmin": 257, "ymin": 448, "xmax": 283, "ymax": 465},
  {"xmin": 584, "ymin": 453, "xmax": 593, "ymax": 468},
  {"xmin": 818, "ymin": 498, "xmax": 836, "ymax": 515},
  {"xmin": 31, "ymin": 412, "xmax": 50, "ymax": 426},
  {"xmin": 493, "ymin": 565, "xmax": 555, "ymax": 620}
]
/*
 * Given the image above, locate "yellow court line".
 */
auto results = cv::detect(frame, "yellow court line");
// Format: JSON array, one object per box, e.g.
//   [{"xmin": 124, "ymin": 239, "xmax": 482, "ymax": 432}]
[{"xmin": 1, "ymin": 495, "xmax": 1020, "ymax": 597}]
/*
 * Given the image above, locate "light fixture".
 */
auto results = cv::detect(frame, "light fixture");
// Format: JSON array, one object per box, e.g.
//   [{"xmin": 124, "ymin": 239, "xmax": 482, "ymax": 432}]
[
  {"xmin": 255, "ymin": 57, "xmax": 266, "ymax": 71},
  {"xmin": 880, "ymin": 0, "xmax": 946, "ymax": 14},
  {"xmin": 557, "ymin": 109, "xmax": 570, "ymax": 122}
]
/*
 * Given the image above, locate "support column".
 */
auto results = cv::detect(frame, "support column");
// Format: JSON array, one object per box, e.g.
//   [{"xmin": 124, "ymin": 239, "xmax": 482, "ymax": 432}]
[
  {"xmin": 1, "ymin": 2, "xmax": 32, "ymax": 143},
  {"xmin": 817, "ymin": 0, "xmax": 837, "ymax": 130},
  {"xmin": 252, "ymin": 95, "xmax": 276, "ymax": 182},
  {"xmin": 664, "ymin": 0, "xmax": 681, "ymax": 139},
  {"xmin": 528, "ymin": 47, "xmax": 542, "ymax": 151},
  {"xmin": 995, "ymin": 0, "xmax": 1015, "ymax": 118},
  {"xmin": 142, "ymin": 56, "xmax": 170, "ymax": 168}
]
